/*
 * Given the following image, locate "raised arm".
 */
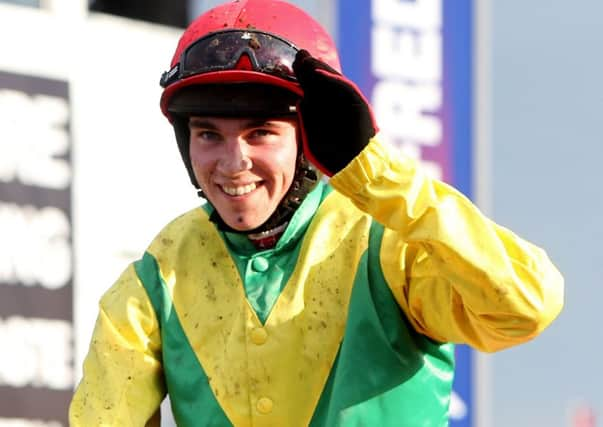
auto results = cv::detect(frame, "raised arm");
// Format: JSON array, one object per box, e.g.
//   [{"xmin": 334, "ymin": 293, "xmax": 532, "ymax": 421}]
[
  {"xmin": 331, "ymin": 140, "xmax": 563, "ymax": 352},
  {"xmin": 293, "ymin": 50, "xmax": 564, "ymax": 352}
]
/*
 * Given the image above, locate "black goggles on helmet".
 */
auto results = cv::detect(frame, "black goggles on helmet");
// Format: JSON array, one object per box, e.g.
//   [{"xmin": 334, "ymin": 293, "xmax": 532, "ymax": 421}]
[{"xmin": 160, "ymin": 30, "xmax": 299, "ymax": 88}]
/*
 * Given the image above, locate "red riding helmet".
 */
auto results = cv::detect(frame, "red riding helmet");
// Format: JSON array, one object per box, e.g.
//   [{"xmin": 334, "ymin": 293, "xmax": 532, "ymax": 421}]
[{"xmin": 160, "ymin": 0, "xmax": 340, "ymax": 121}]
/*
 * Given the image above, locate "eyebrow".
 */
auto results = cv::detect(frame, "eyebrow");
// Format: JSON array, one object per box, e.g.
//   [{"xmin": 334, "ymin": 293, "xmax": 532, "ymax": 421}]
[
  {"xmin": 188, "ymin": 118, "xmax": 290, "ymax": 130},
  {"xmin": 188, "ymin": 118, "xmax": 218, "ymax": 130},
  {"xmin": 246, "ymin": 119, "xmax": 284, "ymax": 128}
]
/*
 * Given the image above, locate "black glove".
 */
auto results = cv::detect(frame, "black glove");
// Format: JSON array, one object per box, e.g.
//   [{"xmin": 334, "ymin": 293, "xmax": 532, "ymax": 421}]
[{"xmin": 293, "ymin": 49, "xmax": 378, "ymax": 176}]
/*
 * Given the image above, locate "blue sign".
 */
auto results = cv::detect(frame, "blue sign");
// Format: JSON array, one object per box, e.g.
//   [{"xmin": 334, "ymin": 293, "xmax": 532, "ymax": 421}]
[{"xmin": 337, "ymin": 1, "xmax": 475, "ymax": 426}]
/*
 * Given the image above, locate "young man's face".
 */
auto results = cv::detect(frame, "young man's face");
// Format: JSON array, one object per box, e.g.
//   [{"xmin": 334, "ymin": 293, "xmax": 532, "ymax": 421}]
[{"xmin": 189, "ymin": 116, "xmax": 298, "ymax": 231}]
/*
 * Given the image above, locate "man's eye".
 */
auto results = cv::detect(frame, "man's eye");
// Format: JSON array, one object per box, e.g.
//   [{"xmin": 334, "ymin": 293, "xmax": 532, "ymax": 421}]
[
  {"xmin": 250, "ymin": 129, "xmax": 272, "ymax": 138},
  {"xmin": 196, "ymin": 131, "xmax": 221, "ymax": 141}
]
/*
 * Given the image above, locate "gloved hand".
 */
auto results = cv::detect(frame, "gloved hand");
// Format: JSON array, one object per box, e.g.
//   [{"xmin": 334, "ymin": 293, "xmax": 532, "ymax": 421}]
[{"xmin": 293, "ymin": 49, "xmax": 378, "ymax": 176}]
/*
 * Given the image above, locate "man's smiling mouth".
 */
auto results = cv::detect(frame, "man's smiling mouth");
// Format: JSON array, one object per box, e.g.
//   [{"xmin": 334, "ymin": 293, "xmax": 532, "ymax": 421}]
[{"xmin": 220, "ymin": 183, "xmax": 257, "ymax": 196}]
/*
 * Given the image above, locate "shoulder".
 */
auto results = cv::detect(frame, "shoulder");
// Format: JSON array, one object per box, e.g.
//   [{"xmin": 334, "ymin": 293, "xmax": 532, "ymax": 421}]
[
  {"xmin": 161, "ymin": 205, "xmax": 210, "ymax": 234},
  {"xmin": 320, "ymin": 181, "xmax": 365, "ymax": 216},
  {"xmin": 146, "ymin": 205, "xmax": 218, "ymax": 257},
  {"xmin": 312, "ymin": 182, "xmax": 373, "ymax": 236}
]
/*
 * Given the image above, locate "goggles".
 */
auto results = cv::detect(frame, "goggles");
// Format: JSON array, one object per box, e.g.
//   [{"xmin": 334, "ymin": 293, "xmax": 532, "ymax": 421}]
[{"xmin": 160, "ymin": 30, "xmax": 299, "ymax": 88}]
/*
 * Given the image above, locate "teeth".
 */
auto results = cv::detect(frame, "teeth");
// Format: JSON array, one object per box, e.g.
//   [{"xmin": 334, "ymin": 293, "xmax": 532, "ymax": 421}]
[{"xmin": 221, "ymin": 183, "xmax": 257, "ymax": 196}]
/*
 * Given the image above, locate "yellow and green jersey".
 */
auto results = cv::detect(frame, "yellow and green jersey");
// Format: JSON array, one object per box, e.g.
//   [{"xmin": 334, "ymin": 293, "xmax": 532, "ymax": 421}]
[{"xmin": 70, "ymin": 140, "xmax": 563, "ymax": 427}]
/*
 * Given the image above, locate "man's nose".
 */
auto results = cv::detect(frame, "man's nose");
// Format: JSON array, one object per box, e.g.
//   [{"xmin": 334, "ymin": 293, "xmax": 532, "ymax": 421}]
[{"xmin": 218, "ymin": 139, "xmax": 252, "ymax": 173}]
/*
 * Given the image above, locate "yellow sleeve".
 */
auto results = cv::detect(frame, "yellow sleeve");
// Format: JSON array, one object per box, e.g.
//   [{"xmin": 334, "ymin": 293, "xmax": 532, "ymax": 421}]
[
  {"xmin": 330, "ymin": 139, "xmax": 564, "ymax": 352},
  {"xmin": 69, "ymin": 264, "xmax": 165, "ymax": 426}
]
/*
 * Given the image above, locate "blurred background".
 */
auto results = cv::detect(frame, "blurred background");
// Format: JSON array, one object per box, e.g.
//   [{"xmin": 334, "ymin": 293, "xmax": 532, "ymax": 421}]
[{"xmin": 0, "ymin": 0, "xmax": 600, "ymax": 426}]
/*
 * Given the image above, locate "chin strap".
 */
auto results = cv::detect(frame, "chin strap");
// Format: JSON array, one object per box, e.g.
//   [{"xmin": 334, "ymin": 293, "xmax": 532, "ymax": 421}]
[{"xmin": 247, "ymin": 222, "xmax": 289, "ymax": 250}]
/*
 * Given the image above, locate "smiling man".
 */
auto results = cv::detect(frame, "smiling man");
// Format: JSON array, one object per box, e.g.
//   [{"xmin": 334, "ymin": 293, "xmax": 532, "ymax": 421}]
[{"xmin": 69, "ymin": 1, "xmax": 564, "ymax": 426}]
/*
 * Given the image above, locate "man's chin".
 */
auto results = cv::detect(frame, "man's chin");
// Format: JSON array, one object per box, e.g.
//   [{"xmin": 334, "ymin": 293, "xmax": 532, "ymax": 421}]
[
  {"xmin": 228, "ymin": 224, "xmax": 258, "ymax": 232},
  {"xmin": 222, "ymin": 215, "xmax": 268, "ymax": 233}
]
